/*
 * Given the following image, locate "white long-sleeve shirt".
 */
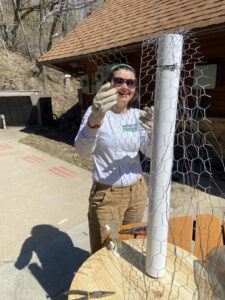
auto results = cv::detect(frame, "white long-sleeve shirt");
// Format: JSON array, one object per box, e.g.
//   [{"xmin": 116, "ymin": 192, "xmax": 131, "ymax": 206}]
[{"xmin": 74, "ymin": 107, "xmax": 151, "ymax": 186}]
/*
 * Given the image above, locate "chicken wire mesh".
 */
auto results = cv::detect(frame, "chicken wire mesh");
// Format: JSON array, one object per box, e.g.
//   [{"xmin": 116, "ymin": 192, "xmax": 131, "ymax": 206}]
[
  {"xmin": 70, "ymin": 23, "xmax": 225, "ymax": 299},
  {"xmin": 116, "ymin": 31, "xmax": 225, "ymax": 299}
]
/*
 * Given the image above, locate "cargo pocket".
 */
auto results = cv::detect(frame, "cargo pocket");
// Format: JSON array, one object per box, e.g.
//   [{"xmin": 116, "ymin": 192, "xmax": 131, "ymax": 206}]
[{"xmin": 89, "ymin": 186, "xmax": 109, "ymax": 208}]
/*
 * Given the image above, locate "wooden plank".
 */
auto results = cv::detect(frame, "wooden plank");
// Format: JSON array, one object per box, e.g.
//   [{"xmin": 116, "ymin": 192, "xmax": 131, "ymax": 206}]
[
  {"xmin": 68, "ymin": 240, "xmax": 198, "ymax": 299},
  {"xmin": 168, "ymin": 216, "xmax": 193, "ymax": 253},
  {"xmin": 194, "ymin": 214, "xmax": 223, "ymax": 259},
  {"xmin": 223, "ymin": 220, "xmax": 225, "ymax": 244}
]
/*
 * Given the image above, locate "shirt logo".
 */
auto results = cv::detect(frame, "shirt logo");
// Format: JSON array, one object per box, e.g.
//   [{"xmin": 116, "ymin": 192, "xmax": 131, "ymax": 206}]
[{"xmin": 122, "ymin": 124, "xmax": 138, "ymax": 132}]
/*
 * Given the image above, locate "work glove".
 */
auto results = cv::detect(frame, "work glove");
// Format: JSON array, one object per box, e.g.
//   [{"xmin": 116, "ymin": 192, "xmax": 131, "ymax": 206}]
[
  {"xmin": 88, "ymin": 82, "xmax": 117, "ymax": 127},
  {"xmin": 139, "ymin": 106, "xmax": 154, "ymax": 137}
]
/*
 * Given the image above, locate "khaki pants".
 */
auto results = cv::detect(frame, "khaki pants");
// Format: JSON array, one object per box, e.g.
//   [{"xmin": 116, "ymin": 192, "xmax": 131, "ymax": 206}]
[{"xmin": 88, "ymin": 177, "xmax": 147, "ymax": 253}]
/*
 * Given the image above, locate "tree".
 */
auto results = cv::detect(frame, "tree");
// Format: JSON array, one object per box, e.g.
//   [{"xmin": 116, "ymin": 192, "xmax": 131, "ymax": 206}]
[
  {"xmin": 0, "ymin": 0, "xmax": 9, "ymax": 47},
  {"xmin": 11, "ymin": 0, "xmax": 22, "ymax": 50},
  {"xmin": 3, "ymin": 0, "xmax": 105, "ymax": 58}
]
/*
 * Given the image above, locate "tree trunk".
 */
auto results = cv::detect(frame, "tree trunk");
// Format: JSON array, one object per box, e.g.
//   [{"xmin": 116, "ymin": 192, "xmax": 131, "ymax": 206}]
[
  {"xmin": 39, "ymin": 0, "xmax": 46, "ymax": 91},
  {"xmin": 18, "ymin": 9, "xmax": 33, "ymax": 61},
  {"xmin": 39, "ymin": 0, "xmax": 44, "ymax": 55},
  {"xmin": 0, "ymin": 0, "xmax": 9, "ymax": 47},
  {"xmin": 47, "ymin": 15, "xmax": 58, "ymax": 51},
  {"xmin": 11, "ymin": 0, "xmax": 21, "ymax": 50},
  {"xmin": 61, "ymin": 0, "xmax": 69, "ymax": 37}
]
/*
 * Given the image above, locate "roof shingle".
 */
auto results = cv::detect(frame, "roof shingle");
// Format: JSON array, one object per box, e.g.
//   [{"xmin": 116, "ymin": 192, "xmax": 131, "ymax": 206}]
[{"xmin": 39, "ymin": 0, "xmax": 225, "ymax": 63}]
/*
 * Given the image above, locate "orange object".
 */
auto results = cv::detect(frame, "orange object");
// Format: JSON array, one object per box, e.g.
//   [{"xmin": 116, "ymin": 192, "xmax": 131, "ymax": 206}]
[
  {"xmin": 194, "ymin": 214, "xmax": 223, "ymax": 259},
  {"xmin": 119, "ymin": 214, "xmax": 225, "ymax": 259}
]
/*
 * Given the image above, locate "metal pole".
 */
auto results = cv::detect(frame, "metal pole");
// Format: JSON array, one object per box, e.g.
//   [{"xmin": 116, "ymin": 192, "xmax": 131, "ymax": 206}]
[{"xmin": 146, "ymin": 34, "xmax": 183, "ymax": 278}]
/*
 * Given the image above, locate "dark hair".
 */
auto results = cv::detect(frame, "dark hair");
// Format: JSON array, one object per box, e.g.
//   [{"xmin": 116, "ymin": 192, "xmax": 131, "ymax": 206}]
[{"xmin": 107, "ymin": 63, "xmax": 136, "ymax": 81}]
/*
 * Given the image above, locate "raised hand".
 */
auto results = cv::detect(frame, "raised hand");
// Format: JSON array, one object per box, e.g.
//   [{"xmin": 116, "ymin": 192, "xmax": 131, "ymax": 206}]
[
  {"xmin": 88, "ymin": 82, "xmax": 117, "ymax": 127},
  {"xmin": 139, "ymin": 106, "xmax": 154, "ymax": 137}
]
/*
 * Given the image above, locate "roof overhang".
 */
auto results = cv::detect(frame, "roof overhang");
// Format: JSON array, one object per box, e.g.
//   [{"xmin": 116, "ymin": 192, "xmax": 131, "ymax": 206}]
[
  {"xmin": 38, "ymin": 42, "xmax": 142, "ymax": 76},
  {"xmin": 38, "ymin": 24, "xmax": 225, "ymax": 76}
]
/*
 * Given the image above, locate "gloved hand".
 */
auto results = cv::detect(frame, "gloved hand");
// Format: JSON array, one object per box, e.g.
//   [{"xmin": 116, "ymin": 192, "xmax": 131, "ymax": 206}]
[
  {"xmin": 139, "ymin": 106, "xmax": 154, "ymax": 137},
  {"xmin": 88, "ymin": 82, "xmax": 117, "ymax": 127}
]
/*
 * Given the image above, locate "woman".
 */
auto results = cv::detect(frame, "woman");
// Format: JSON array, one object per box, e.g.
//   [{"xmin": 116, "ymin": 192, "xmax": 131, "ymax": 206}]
[{"xmin": 75, "ymin": 64, "xmax": 153, "ymax": 253}]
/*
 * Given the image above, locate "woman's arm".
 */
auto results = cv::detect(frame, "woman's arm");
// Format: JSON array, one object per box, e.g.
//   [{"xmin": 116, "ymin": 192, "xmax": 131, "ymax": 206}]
[
  {"xmin": 74, "ymin": 107, "xmax": 99, "ymax": 157},
  {"xmin": 139, "ymin": 124, "xmax": 152, "ymax": 159},
  {"xmin": 75, "ymin": 83, "xmax": 117, "ymax": 157},
  {"xmin": 139, "ymin": 107, "xmax": 154, "ymax": 159}
]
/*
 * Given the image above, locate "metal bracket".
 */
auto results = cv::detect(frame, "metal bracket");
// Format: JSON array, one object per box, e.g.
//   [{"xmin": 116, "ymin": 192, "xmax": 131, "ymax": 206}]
[{"xmin": 157, "ymin": 63, "xmax": 178, "ymax": 70}]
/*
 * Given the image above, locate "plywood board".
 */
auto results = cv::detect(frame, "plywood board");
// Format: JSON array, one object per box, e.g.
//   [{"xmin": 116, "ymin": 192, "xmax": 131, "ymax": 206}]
[
  {"xmin": 194, "ymin": 215, "xmax": 223, "ymax": 259},
  {"xmin": 168, "ymin": 216, "xmax": 193, "ymax": 252},
  {"xmin": 69, "ymin": 240, "xmax": 198, "ymax": 299}
]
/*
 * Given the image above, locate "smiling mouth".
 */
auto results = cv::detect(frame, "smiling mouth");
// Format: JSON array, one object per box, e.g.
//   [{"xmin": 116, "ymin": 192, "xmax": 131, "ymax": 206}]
[{"xmin": 118, "ymin": 92, "xmax": 129, "ymax": 96}]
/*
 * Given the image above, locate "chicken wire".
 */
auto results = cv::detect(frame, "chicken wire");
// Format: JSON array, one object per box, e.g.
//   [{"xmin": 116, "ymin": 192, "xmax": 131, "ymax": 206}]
[
  {"xmin": 71, "ymin": 25, "xmax": 225, "ymax": 299},
  {"xmin": 11, "ymin": 0, "xmax": 222, "ymax": 297},
  {"xmin": 111, "ymin": 31, "xmax": 225, "ymax": 299}
]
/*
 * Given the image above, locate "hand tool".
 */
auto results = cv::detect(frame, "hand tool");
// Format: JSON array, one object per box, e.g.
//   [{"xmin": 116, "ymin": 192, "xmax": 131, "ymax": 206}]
[
  {"xmin": 119, "ymin": 225, "xmax": 147, "ymax": 238},
  {"xmin": 64, "ymin": 289, "xmax": 115, "ymax": 299}
]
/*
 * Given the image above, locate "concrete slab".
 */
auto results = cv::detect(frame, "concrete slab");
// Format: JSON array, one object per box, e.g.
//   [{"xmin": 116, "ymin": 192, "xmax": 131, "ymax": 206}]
[
  {"xmin": 0, "ymin": 221, "xmax": 90, "ymax": 300},
  {"xmin": 0, "ymin": 128, "xmax": 92, "ymax": 299},
  {"xmin": 0, "ymin": 128, "xmax": 150, "ymax": 300}
]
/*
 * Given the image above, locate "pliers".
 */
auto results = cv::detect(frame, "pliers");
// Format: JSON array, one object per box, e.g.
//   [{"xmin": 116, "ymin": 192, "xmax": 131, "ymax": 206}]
[
  {"xmin": 64, "ymin": 289, "xmax": 115, "ymax": 299},
  {"xmin": 119, "ymin": 225, "xmax": 147, "ymax": 238}
]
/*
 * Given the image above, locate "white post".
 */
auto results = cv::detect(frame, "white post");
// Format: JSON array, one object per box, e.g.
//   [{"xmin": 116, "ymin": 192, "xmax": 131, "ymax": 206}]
[
  {"xmin": 0, "ymin": 114, "xmax": 6, "ymax": 129},
  {"xmin": 146, "ymin": 34, "xmax": 183, "ymax": 278},
  {"xmin": 64, "ymin": 74, "xmax": 72, "ymax": 91}
]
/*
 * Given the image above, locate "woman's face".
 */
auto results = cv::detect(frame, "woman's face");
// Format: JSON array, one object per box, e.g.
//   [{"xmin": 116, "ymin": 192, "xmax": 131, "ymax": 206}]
[{"xmin": 111, "ymin": 69, "xmax": 136, "ymax": 110}]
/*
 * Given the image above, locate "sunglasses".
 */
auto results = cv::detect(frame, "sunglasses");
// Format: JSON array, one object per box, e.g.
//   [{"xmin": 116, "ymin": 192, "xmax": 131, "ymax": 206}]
[{"xmin": 112, "ymin": 77, "xmax": 136, "ymax": 88}]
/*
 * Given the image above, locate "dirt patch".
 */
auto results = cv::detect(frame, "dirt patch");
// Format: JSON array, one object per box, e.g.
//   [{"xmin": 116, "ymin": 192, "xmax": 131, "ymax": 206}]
[
  {"xmin": 170, "ymin": 182, "xmax": 225, "ymax": 218},
  {"xmin": 20, "ymin": 126, "xmax": 93, "ymax": 172}
]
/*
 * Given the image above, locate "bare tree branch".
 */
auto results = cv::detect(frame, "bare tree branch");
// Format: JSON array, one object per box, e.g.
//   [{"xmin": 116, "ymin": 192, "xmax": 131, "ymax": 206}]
[{"xmin": 46, "ymin": 14, "xmax": 59, "ymax": 51}]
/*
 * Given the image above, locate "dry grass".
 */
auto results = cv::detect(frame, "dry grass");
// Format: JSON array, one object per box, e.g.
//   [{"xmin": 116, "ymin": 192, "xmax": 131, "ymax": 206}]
[
  {"xmin": 0, "ymin": 48, "xmax": 79, "ymax": 117},
  {"xmin": 20, "ymin": 126, "xmax": 93, "ymax": 172}
]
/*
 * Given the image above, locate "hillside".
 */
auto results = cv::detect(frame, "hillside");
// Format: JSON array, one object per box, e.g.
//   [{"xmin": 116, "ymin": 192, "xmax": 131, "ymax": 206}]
[
  {"xmin": 0, "ymin": 48, "xmax": 79, "ymax": 117},
  {"xmin": 0, "ymin": 47, "xmax": 94, "ymax": 171}
]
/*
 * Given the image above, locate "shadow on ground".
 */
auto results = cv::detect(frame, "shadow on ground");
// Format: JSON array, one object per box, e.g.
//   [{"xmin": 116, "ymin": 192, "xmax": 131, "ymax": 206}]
[
  {"xmin": 14, "ymin": 224, "xmax": 90, "ymax": 300},
  {"xmin": 21, "ymin": 103, "xmax": 82, "ymax": 146}
]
